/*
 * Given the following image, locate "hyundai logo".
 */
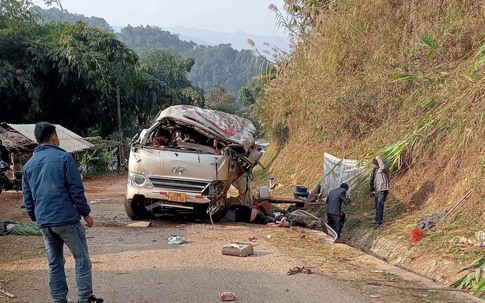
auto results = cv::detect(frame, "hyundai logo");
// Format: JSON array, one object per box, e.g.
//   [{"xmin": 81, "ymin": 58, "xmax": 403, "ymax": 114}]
[{"xmin": 172, "ymin": 166, "xmax": 187, "ymax": 175}]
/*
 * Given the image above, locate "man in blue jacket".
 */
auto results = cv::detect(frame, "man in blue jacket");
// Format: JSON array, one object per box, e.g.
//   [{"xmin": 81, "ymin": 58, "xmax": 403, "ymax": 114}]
[{"xmin": 22, "ymin": 122, "xmax": 103, "ymax": 303}]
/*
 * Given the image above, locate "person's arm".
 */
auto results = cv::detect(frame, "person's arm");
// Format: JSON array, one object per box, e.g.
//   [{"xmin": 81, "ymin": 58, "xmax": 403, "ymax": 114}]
[
  {"xmin": 21, "ymin": 172, "xmax": 36, "ymax": 222},
  {"xmin": 64, "ymin": 154, "xmax": 91, "ymax": 219},
  {"xmin": 340, "ymin": 190, "xmax": 350, "ymax": 205},
  {"xmin": 369, "ymin": 167, "xmax": 376, "ymax": 194}
]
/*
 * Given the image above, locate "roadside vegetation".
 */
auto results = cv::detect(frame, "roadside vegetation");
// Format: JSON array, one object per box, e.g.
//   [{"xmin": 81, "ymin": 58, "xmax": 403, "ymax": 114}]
[{"xmin": 254, "ymin": 0, "xmax": 485, "ymax": 294}]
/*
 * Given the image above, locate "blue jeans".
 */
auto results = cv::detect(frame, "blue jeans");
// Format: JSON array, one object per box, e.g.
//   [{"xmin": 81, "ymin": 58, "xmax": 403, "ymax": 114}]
[
  {"xmin": 40, "ymin": 222, "xmax": 93, "ymax": 303},
  {"xmin": 374, "ymin": 191, "xmax": 388, "ymax": 225}
]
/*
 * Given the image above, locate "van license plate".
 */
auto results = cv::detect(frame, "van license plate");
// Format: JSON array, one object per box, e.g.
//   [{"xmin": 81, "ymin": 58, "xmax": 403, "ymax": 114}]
[{"xmin": 168, "ymin": 192, "xmax": 187, "ymax": 202}]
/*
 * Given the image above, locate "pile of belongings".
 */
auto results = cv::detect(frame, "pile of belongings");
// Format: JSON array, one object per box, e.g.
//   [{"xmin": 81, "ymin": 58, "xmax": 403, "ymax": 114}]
[
  {"xmin": 417, "ymin": 211, "xmax": 447, "ymax": 230},
  {"xmin": 270, "ymin": 210, "xmax": 338, "ymax": 241},
  {"xmin": 0, "ymin": 220, "xmax": 42, "ymax": 236}
]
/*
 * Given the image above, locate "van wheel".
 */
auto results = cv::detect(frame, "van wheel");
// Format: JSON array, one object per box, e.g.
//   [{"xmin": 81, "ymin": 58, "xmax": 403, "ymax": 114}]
[{"xmin": 125, "ymin": 198, "xmax": 152, "ymax": 220}]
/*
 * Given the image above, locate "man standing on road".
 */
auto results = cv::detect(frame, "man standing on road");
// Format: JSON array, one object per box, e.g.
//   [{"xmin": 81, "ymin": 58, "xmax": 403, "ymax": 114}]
[
  {"xmin": 326, "ymin": 183, "xmax": 350, "ymax": 238},
  {"xmin": 370, "ymin": 156, "xmax": 390, "ymax": 229},
  {"xmin": 22, "ymin": 122, "xmax": 103, "ymax": 303}
]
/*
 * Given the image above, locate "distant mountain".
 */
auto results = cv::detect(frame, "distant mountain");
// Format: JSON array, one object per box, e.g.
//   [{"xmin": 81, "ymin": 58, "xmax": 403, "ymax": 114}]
[
  {"xmin": 36, "ymin": 7, "xmax": 113, "ymax": 33},
  {"xmin": 113, "ymin": 25, "xmax": 212, "ymax": 46},
  {"xmin": 116, "ymin": 25, "xmax": 269, "ymax": 96},
  {"xmin": 34, "ymin": 8, "xmax": 274, "ymax": 97},
  {"xmin": 167, "ymin": 26, "xmax": 290, "ymax": 52}
]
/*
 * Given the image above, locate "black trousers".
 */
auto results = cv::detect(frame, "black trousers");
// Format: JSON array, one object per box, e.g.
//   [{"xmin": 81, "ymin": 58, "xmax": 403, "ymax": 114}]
[{"xmin": 327, "ymin": 213, "xmax": 345, "ymax": 236}]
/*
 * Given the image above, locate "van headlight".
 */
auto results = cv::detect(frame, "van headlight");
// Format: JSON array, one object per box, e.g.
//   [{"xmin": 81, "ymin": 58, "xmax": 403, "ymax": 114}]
[{"xmin": 128, "ymin": 172, "xmax": 154, "ymax": 188}]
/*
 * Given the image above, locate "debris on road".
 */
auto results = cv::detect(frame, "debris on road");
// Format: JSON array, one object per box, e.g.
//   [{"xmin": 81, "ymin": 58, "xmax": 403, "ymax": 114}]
[
  {"xmin": 286, "ymin": 266, "xmax": 312, "ymax": 275},
  {"xmin": 126, "ymin": 221, "xmax": 151, "ymax": 228},
  {"xmin": 168, "ymin": 235, "xmax": 186, "ymax": 245},
  {"xmin": 0, "ymin": 283, "xmax": 15, "ymax": 298},
  {"xmin": 222, "ymin": 242, "xmax": 254, "ymax": 257},
  {"xmin": 267, "ymin": 210, "xmax": 337, "ymax": 242},
  {"xmin": 0, "ymin": 221, "xmax": 42, "ymax": 236},
  {"xmin": 219, "ymin": 291, "xmax": 236, "ymax": 301},
  {"xmin": 89, "ymin": 198, "xmax": 113, "ymax": 204}
]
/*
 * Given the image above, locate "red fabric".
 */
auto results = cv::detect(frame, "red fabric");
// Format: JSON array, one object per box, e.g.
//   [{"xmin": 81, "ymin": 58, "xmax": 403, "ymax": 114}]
[
  {"xmin": 152, "ymin": 136, "xmax": 168, "ymax": 147},
  {"xmin": 410, "ymin": 227, "xmax": 425, "ymax": 243}
]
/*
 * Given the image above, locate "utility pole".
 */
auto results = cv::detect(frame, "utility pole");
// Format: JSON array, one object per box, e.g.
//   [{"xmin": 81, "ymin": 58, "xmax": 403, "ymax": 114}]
[{"xmin": 117, "ymin": 86, "xmax": 124, "ymax": 164}]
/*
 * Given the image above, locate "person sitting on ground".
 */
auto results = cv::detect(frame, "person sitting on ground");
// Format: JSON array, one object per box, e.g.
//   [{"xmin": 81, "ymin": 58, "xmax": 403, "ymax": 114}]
[{"xmin": 151, "ymin": 129, "xmax": 168, "ymax": 148}]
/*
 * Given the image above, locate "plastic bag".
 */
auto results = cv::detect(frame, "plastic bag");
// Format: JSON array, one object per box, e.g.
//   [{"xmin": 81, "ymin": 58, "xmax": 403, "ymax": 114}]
[
  {"xmin": 168, "ymin": 235, "xmax": 186, "ymax": 245},
  {"xmin": 410, "ymin": 227, "xmax": 424, "ymax": 243}
]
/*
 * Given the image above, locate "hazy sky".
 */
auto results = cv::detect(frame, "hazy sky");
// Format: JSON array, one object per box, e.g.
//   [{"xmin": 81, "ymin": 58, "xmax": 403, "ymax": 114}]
[{"xmin": 39, "ymin": 0, "xmax": 287, "ymax": 36}]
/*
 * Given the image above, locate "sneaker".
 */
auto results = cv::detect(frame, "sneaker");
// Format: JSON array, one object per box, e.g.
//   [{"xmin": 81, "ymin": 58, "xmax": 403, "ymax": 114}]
[
  {"xmin": 374, "ymin": 223, "xmax": 381, "ymax": 229},
  {"xmin": 88, "ymin": 296, "xmax": 104, "ymax": 303},
  {"xmin": 78, "ymin": 295, "xmax": 104, "ymax": 303}
]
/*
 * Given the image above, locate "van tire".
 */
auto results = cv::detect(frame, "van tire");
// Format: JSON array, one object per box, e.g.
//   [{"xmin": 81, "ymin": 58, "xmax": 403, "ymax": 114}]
[{"xmin": 125, "ymin": 198, "xmax": 151, "ymax": 220}]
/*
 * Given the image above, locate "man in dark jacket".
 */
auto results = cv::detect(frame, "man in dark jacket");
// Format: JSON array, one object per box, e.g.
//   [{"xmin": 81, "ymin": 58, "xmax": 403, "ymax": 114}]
[
  {"xmin": 22, "ymin": 122, "xmax": 103, "ymax": 303},
  {"xmin": 326, "ymin": 183, "xmax": 350, "ymax": 237}
]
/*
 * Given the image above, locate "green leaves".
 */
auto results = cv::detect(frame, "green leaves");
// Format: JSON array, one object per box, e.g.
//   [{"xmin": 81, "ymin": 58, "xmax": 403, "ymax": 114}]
[
  {"xmin": 417, "ymin": 35, "xmax": 437, "ymax": 50},
  {"xmin": 417, "ymin": 35, "xmax": 438, "ymax": 60},
  {"xmin": 452, "ymin": 257, "xmax": 485, "ymax": 298},
  {"xmin": 392, "ymin": 73, "xmax": 412, "ymax": 82},
  {"xmin": 206, "ymin": 86, "xmax": 236, "ymax": 114}
]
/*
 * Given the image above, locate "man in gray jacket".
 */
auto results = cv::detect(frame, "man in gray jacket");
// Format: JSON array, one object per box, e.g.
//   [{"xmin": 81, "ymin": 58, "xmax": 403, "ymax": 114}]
[{"xmin": 370, "ymin": 156, "xmax": 389, "ymax": 228}]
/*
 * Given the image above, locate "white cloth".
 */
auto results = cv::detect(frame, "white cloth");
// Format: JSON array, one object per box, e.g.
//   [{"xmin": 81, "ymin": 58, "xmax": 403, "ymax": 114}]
[{"xmin": 322, "ymin": 153, "xmax": 366, "ymax": 196}]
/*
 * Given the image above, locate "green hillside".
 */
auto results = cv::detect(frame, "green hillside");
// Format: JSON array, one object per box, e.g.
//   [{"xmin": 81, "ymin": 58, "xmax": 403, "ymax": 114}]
[
  {"xmin": 117, "ymin": 26, "xmax": 267, "ymax": 97},
  {"xmin": 37, "ymin": 8, "xmax": 266, "ymax": 97}
]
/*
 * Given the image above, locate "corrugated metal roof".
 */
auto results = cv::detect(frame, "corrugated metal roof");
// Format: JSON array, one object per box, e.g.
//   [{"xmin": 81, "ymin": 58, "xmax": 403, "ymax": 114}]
[
  {"xmin": 0, "ymin": 128, "xmax": 35, "ymax": 150},
  {"xmin": 7, "ymin": 124, "xmax": 94, "ymax": 153}
]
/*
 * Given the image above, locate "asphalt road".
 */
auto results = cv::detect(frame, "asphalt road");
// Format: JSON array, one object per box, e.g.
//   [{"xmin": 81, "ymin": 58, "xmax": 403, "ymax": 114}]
[
  {"xmin": 0, "ymin": 174, "xmax": 481, "ymax": 303},
  {"xmin": 83, "ymin": 223, "xmax": 365, "ymax": 303}
]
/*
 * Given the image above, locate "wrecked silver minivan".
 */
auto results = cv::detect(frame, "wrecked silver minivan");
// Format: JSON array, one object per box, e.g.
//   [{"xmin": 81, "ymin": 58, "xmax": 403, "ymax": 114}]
[{"xmin": 125, "ymin": 105, "xmax": 262, "ymax": 220}]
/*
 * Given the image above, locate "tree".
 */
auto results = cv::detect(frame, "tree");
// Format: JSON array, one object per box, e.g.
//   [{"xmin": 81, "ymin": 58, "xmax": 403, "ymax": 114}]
[
  {"xmin": 139, "ymin": 48, "xmax": 204, "ymax": 107},
  {"xmin": 37, "ymin": 7, "xmax": 114, "ymax": 33},
  {"xmin": 0, "ymin": 0, "xmax": 59, "ymax": 30},
  {"xmin": 0, "ymin": 21, "xmax": 140, "ymax": 136},
  {"xmin": 206, "ymin": 86, "xmax": 236, "ymax": 113}
]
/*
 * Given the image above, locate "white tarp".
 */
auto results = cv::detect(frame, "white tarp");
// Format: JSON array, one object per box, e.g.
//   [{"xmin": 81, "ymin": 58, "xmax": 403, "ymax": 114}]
[
  {"xmin": 155, "ymin": 105, "xmax": 256, "ymax": 148},
  {"xmin": 322, "ymin": 153, "xmax": 366, "ymax": 196}
]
